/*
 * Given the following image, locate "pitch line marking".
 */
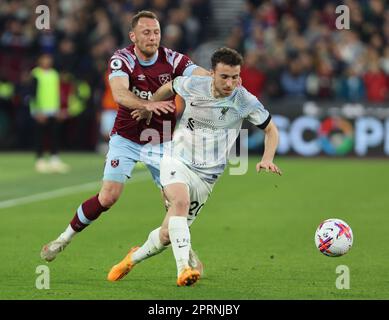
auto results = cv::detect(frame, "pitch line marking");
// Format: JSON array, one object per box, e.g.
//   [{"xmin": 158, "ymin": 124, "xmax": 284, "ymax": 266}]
[{"xmin": 0, "ymin": 172, "xmax": 150, "ymax": 210}]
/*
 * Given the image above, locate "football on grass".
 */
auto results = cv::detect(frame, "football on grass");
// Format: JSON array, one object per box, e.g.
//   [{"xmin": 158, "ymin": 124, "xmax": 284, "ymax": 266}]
[{"xmin": 314, "ymin": 218, "xmax": 353, "ymax": 257}]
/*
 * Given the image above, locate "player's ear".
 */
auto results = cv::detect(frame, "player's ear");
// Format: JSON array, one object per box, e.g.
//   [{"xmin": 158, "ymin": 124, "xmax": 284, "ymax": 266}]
[
  {"xmin": 210, "ymin": 69, "xmax": 214, "ymax": 77},
  {"xmin": 129, "ymin": 31, "xmax": 135, "ymax": 43}
]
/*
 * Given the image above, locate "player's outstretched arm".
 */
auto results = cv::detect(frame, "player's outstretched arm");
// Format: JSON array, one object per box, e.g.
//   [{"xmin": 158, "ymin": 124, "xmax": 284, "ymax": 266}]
[
  {"xmin": 131, "ymin": 81, "xmax": 176, "ymax": 124},
  {"xmin": 151, "ymin": 81, "xmax": 175, "ymax": 102},
  {"xmin": 110, "ymin": 76, "xmax": 175, "ymax": 115},
  {"xmin": 191, "ymin": 67, "xmax": 211, "ymax": 76},
  {"xmin": 256, "ymin": 120, "xmax": 282, "ymax": 176}
]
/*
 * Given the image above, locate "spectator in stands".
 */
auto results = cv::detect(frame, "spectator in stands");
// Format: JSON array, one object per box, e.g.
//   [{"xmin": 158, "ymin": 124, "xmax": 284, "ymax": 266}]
[
  {"xmin": 280, "ymin": 56, "xmax": 307, "ymax": 98},
  {"xmin": 336, "ymin": 66, "xmax": 365, "ymax": 102},
  {"xmin": 263, "ymin": 55, "xmax": 283, "ymax": 99},
  {"xmin": 363, "ymin": 54, "xmax": 388, "ymax": 103},
  {"xmin": 380, "ymin": 46, "xmax": 389, "ymax": 75},
  {"xmin": 240, "ymin": 50, "xmax": 265, "ymax": 98},
  {"xmin": 229, "ymin": 0, "xmax": 389, "ymax": 103},
  {"xmin": 306, "ymin": 59, "xmax": 335, "ymax": 100},
  {"xmin": 3, "ymin": 0, "xmax": 389, "ymax": 151}
]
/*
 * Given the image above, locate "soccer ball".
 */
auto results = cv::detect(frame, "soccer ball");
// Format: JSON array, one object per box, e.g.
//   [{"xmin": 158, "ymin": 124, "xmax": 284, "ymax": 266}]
[{"xmin": 314, "ymin": 218, "xmax": 353, "ymax": 257}]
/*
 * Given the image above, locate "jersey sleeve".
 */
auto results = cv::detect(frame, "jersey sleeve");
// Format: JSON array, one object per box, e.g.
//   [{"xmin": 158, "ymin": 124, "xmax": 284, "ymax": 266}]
[
  {"xmin": 177, "ymin": 54, "xmax": 198, "ymax": 76},
  {"xmin": 170, "ymin": 51, "xmax": 198, "ymax": 77},
  {"xmin": 241, "ymin": 87, "xmax": 271, "ymax": 129},
  {"xmin": 172, "ymin": 76, "xmax": 193, "ymax": 98},
  {"xmin": 107, "ymin": 50, "xmax": 134, "ymax": 80}
]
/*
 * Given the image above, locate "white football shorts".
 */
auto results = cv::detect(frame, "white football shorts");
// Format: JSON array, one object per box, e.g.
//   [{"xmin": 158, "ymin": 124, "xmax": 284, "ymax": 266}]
[{"xmin": 160, "ymin": 155, "xmax": 214, "ymax": 226}]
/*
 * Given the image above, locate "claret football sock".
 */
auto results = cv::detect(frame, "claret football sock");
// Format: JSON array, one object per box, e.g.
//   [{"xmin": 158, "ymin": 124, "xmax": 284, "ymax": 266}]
[
  {"xmin": 131, "ymin": 227, "xmax": 167, "ymax": 263},
  {"xmin": 70, "ymin": 194, "xmax": 108, "ymax": 232},
  {"xmin": 168, "ymin": 216, "xmax": 191, "ymax": 276}
]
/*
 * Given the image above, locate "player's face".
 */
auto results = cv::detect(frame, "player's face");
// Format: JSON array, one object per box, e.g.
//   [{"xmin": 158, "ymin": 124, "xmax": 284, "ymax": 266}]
[
  {"xmin": 130, "ymin": 17, "xmax": 161, "ymax": 58},
  {"xmin": 211, "ymin": 63, "xmax": 241, "ymax": 97}
]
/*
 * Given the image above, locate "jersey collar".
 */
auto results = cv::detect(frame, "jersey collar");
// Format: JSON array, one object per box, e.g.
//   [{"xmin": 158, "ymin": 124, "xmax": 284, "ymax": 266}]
[{"xmin": 134, "ymin": 47, "xmax": 159, "ymax": 66}]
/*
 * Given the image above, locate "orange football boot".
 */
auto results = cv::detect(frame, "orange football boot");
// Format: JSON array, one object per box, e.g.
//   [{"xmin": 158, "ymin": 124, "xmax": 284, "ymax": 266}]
[
  {"xmin": 176, "ymin": 267, "xmax": 200, "ymax": 286},
  {"xmin": 107, "ymin": 246, "xmax": 139, "ymax": 281}
]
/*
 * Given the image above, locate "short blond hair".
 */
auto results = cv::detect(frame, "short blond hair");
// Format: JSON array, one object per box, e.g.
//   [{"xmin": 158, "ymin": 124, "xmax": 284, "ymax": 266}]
[{"xmin": 131, "ymin": 11, "xmax": 159, "ymax": 30}]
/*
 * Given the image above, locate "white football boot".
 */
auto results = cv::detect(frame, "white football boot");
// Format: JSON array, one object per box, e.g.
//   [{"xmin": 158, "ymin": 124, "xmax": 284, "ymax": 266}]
[{"xmin": 40, "ymin": 238, "xmax": 70, "ymax": 262}]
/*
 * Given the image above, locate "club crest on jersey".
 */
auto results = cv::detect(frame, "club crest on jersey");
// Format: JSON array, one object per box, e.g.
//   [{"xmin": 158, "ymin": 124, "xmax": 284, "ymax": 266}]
[
  {"xmin": 221, "ymin": 107, "xmax": 229, "ymax": 115},
  {"xmin": 111, "ymin": 159, "xmax": 120, "ymax": 168},
  {"xmin": 158, "ymin": 73, "xmax": 171, "ymax": 85},
  {"xmin": 219, "ymin": 107, "xmax": 229, "ymax": 120}
]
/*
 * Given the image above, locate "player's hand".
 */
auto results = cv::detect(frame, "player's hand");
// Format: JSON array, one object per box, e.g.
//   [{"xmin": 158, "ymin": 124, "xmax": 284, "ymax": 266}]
[
  {"xmin": 131, "ymin": 109, "xmax": 153, "ymax": 125},
  {"xmin": 144, "ymin": 100, "xmax": 175, "ymax": 116},
  {"xmin": 256, "ymin": 161, "xmax": 282, "ymax": 176}
]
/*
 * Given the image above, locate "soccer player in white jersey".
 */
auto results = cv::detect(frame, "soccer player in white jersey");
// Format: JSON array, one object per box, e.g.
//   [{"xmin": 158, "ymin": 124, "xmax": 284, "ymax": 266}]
[{"xmin": 107, "ymin": 47, "xmax": 281, "ymax": 286}]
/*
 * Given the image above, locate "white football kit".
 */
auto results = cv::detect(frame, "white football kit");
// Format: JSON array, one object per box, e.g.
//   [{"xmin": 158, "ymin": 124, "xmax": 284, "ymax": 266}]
[{"xmin": 160, "ymin": 76, "xmax": 271, "ymax": 225}]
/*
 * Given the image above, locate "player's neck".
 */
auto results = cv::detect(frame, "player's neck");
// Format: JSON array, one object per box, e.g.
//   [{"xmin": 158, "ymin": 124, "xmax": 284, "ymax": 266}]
[{"xmin": 134, "ymin": 47, "xmax": 158, "ymax": 64}]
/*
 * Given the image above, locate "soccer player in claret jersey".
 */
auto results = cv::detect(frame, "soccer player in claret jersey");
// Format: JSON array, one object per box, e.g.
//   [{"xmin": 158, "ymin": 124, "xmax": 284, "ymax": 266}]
[
  {"xmin": 40, "ymin": 11, "xmax": 208, "ymax": 272},
  {"xmin": 108, "ymin": 47, "xmax": 282, "ymax": 286}
]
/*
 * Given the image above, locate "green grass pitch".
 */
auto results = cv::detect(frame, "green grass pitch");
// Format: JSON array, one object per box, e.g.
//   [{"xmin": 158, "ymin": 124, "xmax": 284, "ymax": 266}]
[{"xmin": 0, "ymin": 152, "xmax": 388, "ymax": 300}]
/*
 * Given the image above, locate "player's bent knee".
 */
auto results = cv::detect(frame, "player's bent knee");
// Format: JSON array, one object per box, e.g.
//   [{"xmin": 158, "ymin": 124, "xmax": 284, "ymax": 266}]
[
  {"xmin": 98, "ymin": 191, "xmax": 120, "ymax": 208},
  {"xmin": 99, "ymin": 182, "xmax": 123, "ymax": 208}
]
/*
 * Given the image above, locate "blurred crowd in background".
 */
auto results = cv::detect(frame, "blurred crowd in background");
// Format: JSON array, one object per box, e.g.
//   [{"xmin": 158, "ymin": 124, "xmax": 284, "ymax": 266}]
[
  {"xmin": 233, "ymin": 0, "xmax": 389, "ymax": 103},
  {"xmin": 0, "ymin": 0, "xmax": 212, "ymax": 151},
  {"xmin": 0, "ymin": 0, "xmax": 389, "ymax": 153}
]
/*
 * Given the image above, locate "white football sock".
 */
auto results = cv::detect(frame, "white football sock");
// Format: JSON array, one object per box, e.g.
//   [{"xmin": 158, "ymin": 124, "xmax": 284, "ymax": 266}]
[
  {"xmin": 168, "ymin": 216, "xmax": 191, "ymax": 275},
  {"xmin": 132, "ymin": 227, "xmax": 167, "ymax": 264},
  {"xmin": 59, "ymin": 225, "xmax": 77, "ymax": 242}
]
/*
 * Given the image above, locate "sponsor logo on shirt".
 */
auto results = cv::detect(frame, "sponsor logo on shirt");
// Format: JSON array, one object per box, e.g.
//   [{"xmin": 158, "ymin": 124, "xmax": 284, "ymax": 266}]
[
  {"xmin": 132, "ymin": 86, "xmax": 152, "ymax": 100},
  {"xmin": 190, "ymin": 101, "xmax": 230, "ymax": 109},
  {"xmin": 190, "ymin": 101, "xmax": 216, "ymax": 107},
  {"xmin": 187, "ymin": 118, "xmax": 195, "ymax": 131}
]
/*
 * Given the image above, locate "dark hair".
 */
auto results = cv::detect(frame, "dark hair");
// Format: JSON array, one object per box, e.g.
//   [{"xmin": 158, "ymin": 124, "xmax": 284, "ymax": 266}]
[
  {"xmin": 211, "ymin": 47, "xmax": 243, "ymax": 69},
  {"xmin": 131, "ymin": 11, "xmax": 159, "ymax": 30}
]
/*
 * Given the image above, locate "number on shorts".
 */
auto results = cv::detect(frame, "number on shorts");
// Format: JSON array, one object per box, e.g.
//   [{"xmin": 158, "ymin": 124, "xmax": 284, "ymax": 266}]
[{"xmin": 189, "ymin": 201, "xmax": 204, "ymax": 217}]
